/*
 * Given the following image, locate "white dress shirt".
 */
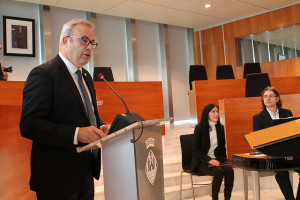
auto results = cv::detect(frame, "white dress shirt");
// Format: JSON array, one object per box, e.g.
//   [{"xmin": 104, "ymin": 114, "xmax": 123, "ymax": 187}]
[
  {"xmin": 59, "ymin": 52, "xmax": 94, "ymax": 145},
  {"xmin": 207, "ymin": 120, "xmax": 218, "ymax": 159},
  {"xmin": 266, "ymin": 107, "xmax": 279, "ymax": 119}
]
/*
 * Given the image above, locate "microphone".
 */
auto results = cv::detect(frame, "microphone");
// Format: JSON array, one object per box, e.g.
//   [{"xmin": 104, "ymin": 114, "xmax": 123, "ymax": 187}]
[
  {"xmin": 98, "ymin": 73, "xmax": 144, "ymax": 137},
  {"xmin": 98, "ymin": 73, "xmax": 130, "ymax": 114}
]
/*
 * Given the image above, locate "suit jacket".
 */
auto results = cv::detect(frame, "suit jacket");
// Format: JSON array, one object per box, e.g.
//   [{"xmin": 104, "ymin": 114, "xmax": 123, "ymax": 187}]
[
  {"xmin": 20, "ymin": 55, "xmax": 104, "ymax": 195},
  {"xmin": 253, "ymin": 108, "xmax": 293, "ymax": 131},
  {"xmin": 191, "ymin": 123, "xmax": 227, "ymax": 172}
]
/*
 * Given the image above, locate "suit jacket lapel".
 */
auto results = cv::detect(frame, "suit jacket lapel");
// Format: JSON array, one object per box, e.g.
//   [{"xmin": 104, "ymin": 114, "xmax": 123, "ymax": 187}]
[
  {"xmin": 56, "ymin": 55, "xmax": 89, "ymax": 121},
  {"xmin": 262, "ymin": 109, "xmax": 273, "ymax": 127},
  {"xmin": 278, "ymin": 109, "xmax": 288, "ymax": 118}
]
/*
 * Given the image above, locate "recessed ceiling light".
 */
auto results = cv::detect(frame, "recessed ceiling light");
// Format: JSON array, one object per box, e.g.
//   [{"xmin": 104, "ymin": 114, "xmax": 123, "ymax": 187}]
[{"xmin": 204, "ymin": 3, "xmax": 212, "ymax": 8}]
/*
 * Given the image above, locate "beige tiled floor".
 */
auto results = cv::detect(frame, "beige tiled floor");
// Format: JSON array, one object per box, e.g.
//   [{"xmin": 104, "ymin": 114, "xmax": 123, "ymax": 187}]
[
  {"xmin": 186, "ymin": 189, "xmax": 287, "ymax": 200},
  {"xmin": 189, "ymin": 187, "xmax": 300, "ymax": 200}
]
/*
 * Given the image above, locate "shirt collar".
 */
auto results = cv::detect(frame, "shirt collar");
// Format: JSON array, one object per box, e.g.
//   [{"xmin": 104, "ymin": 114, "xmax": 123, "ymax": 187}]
[
  {"xmin": 208, "ymin": 120, "xmax": 217, "ymax": 128},
  {"xmin": 59, "ymin": 52, "xmax": 84, "ymax": 75},
  {"xmin": 266, "ymin": 107, "xmax": 279, "ymax": 117}
]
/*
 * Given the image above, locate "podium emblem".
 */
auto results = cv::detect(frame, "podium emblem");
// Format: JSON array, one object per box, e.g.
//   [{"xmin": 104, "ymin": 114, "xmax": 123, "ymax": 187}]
[{"xmin": 145, "ymin": 138, "xmax": 158, "ymax": 185}]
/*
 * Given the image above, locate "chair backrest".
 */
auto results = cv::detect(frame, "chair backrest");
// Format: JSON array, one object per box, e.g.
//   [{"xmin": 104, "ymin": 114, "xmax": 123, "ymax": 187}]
[
  {"xmin": 189, "ymin": 65, "xmax": 207, "ymax": 90},
  {"xmin": 93, "ymin": 67, "xmax": 114, "ymax": 81},
  {"xmin": 180, "ymin": 134, "xmax": 194, "ymax": 172},
  {"xmin": 243, "ymin": 63, "xmax": 261, "ymax": 78},
  {"xmin": 245, "ymin": 73, "xmax": 271, "ymax": 97},
  {"xmin": 216, "ymin": 65, "xmax": 235, "ymax": 80}
]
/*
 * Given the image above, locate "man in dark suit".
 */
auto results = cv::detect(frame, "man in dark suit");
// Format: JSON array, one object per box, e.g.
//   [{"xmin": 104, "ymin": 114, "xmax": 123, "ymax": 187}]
[
  {"xmin": 20, "ymin": 19, "xmax": 110, "ymax": 200},
  {"xmin": 253, "ymin": 86, "xmax": 299, "ymax": 200}
]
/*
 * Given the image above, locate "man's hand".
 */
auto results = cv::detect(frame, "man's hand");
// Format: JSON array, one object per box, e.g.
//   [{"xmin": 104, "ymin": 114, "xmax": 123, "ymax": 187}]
[
  {"xmin": 78, "ymin": 126, "xmax": 105, "ymax": 143},
  {"xmin": 100, "ymin": 124, "xmax": 111, "ymax": 136}
]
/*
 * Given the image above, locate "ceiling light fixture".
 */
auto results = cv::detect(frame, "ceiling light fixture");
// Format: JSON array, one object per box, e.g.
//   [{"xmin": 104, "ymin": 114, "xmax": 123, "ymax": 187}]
[{"xmin": 204, "ymin": 3, "xmax": 212, "ymax": 8}]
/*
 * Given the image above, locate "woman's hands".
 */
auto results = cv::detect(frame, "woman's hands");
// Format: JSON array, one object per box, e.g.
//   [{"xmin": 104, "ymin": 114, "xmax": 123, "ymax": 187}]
[{"xmin": 209, "ymin": 159, "xmax": 220, "ymax": 166}]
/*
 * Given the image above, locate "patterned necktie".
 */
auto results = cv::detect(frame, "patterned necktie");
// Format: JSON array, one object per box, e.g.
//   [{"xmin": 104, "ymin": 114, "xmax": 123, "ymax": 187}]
[
  {"xmin": 76, "ymin": 70, "xmax": 99, "ymax": 157},
  {"xmin": 76, "ymin": 70, "xmax": 97, "ymax": 127}
]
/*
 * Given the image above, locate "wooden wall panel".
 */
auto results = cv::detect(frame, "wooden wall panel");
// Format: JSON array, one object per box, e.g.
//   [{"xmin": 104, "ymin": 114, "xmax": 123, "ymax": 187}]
[
  {"xmin": 193, "ymin": 31, "xmax": 202, "ymax": 65},
  {"xmin": 232, "ymin": 4, "xmax": 300, "ymax": 38},
  {"xmin": 202, "ymin": 42, "xmax": 225, "ymax": 80},
  {"xmin": 192, "ymin": 79, "xmax": 245, "ymax": 124},
  {"xmin": 190, "ymin": 76, "xmax": 300, "ymax": 125},
  {"xmin": 224, "ymin": 38, "xmax": 238, "ymax": 77},
  {"xmin": 0, "ymin": 81, "xmax": 165, "ymax": 124},
  {"xmin": 236, "ymin": 57, "xmax": 300, "ymax": 79},
  {"xmin": 201, "ymin": 26, "xmax": 224, "ymax": 45},
  {"xmin": 0, "ymin": 81, "xmax": 25, "ymax": 105},
  {"xmin": 269, "ymin": 4, "xmax": 300, "ymax": 32},
  {"xmin": 232, "ymin": 16, "xmax": 256, "ymax": 38},
  {"xmin": 233, "ymin": 12, "xmax": 272, "ymax": 38},
  {"xmin": 223, "ymin": 23, "xmax": 234, "ymax": 40}
]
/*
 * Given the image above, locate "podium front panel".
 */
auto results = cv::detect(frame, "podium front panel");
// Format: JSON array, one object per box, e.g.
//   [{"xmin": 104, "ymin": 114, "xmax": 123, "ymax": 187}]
[
  {"xmin": 134, "ymin": 125, "xmax": 165, "ymax": 200},
  {"xmin": 102, "ymin": 129, "xmax": 138, "ymax": 200}
]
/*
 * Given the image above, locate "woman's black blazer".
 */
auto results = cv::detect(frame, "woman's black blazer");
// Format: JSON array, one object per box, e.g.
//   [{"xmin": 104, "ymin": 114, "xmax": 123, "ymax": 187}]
[{"xmin": 191, "ymin": 123, "xmax": 227, "ymax": 172}]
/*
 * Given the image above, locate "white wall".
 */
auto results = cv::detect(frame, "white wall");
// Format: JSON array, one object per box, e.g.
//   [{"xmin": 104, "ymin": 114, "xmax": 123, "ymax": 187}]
[
  {"xmin": 96, "ymin": 14, "xmax": 127, "ymax": 82},
  {"xmin": 0, "ymin": 0, "xmax": 40, "ymax": 81},
  {"xmin": 168, "ymin": 26, "xmax": 190, "ymax": 121},
  {"xmin": 135, "ymin": 20, "xmax": 161, "ymax": 81},
  {"xmin": 50, "ymin": 7, "xmax": 86, "ymax": 58}
]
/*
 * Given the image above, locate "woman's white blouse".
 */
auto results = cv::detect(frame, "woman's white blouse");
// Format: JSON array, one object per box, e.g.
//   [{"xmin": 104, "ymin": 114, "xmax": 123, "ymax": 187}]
[{"xmin": 207, "ymin": 120, "xmax": 218, "ymax": 159}]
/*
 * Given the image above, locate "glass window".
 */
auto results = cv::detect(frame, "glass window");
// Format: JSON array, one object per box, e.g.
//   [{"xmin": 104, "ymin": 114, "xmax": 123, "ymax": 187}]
[{"xmin": 236, "ymin": 24, "xmax": 300, "ymax": 66}]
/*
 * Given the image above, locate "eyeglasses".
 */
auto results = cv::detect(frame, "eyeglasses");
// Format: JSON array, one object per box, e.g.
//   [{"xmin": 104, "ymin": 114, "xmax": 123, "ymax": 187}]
[
  {"xmin": 67, "ymin": 36, "xmax": 98, "ymax": 49},
  {"xmin": 263, "ymin": 94, "xmax": 277, "ymax": 99}
]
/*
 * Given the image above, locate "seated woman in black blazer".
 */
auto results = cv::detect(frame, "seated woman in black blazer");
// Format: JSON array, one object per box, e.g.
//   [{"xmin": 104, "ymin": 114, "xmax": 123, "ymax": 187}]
[{"xmin": 191, "ymin": 103, "xmax": 234, "ymax": 200}]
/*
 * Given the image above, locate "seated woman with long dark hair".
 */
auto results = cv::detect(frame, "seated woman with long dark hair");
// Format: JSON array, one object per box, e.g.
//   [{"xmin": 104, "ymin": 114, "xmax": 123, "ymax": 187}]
[{"xmin": 191, "ymin": 103, "xmax": 234, "ymax": 200}]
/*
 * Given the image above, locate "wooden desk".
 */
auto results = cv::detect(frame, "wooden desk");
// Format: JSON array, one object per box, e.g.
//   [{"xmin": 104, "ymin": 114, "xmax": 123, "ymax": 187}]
[
  {"xmin": 232, "ymin": 154, "xmax": 298, "ymax": 200},
  {"xmin": 0, "ymin": 81, "xmax": 164, "ymax": 199},
  {"xmin": 94, "ymin": 82, "xmax": 164, "ymax": 123},
  {"xmin": 0, "ymin": 81, "xmax": 24, "ymax": 105},
  {"xmin": 218, "ymin": 94, "xmax": 300, "ymax": 160},
  {"xmin": 189, "ymin": 76, "xmax": 300, "ymax": 126},
  {"xmin": 0, "ymin": 81, "xmax": 165, "ymax": 122},
  {"xmin": 0, "ymin": 105, "xmax": 35, "ymax": 199}
]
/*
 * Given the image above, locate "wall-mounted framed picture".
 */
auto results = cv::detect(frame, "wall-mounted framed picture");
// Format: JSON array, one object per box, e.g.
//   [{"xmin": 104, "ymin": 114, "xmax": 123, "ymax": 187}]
[{"xmin": 3, "ymin": 16, "xmax": 35, "ymax": 57}]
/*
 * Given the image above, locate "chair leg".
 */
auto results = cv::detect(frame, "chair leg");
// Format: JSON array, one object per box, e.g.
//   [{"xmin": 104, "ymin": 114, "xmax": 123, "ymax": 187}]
[
  {"xmin": 210, "ymin": 176, "xmax": 213, "ymax": 197},
  {"xmin": 180, "ymin": 171, "xmax": 183, "ymax": 200},
  {"xmin": 190, "ymin": 174, "xmax": 195, "ymax": 200}
]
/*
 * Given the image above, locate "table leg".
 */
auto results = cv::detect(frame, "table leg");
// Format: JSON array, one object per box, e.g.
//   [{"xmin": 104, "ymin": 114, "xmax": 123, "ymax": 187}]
[
  {"xmin": 243, "ymin": 170, "xmax": 248, "ymax": 200},
  {"xmin": 251, "ymin": 171, "xmax": 260, "ymax": 200}
]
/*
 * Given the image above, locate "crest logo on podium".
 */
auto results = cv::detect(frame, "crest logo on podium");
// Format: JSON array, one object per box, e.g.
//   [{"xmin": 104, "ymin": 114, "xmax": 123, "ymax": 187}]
[{"xmin": 145, "ymin": 137, "xmax": 158, "ymax": 185}]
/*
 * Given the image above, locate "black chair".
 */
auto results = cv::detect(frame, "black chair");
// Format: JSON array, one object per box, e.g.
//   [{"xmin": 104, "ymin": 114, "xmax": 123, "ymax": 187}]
[
  {"xmin": 180, "ymin": 134, "xmax": 212, "ymax": 200},
  {"xmin": 189, "ymin": 65, "xmax": 207, "ymax": 90},
  {"xmin": 93, "ymin": 67, "xmax": 114, "ymax": 81},
  {"xmin": 243, "ymin": 63, "xmax": 261, "ymax": 78},
  {"xmin": 245, "ymin": 73, "xmax": 271, "ymax": 97},
  {"xmin": 216, "ymin": 65, "xmax": 235, "ymax": 80}
]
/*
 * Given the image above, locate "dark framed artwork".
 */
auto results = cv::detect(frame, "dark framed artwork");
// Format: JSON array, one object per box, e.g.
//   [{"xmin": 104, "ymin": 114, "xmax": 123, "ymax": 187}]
[{"xmin": 3, "ymin": 16, "xmax": 35, "ymax": 57}]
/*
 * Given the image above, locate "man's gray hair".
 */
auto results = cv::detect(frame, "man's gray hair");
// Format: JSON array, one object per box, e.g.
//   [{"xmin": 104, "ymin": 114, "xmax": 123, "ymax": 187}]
[{"xmin": 59, "ymin": 19, "xmax": 94, "ymax": 47}]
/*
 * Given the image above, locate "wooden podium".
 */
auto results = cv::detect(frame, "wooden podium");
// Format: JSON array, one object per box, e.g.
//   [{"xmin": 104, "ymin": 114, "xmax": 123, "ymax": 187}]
[
  {"xmin": 77, "ymin": 119, "xmax": 168, "ymax": 200},
  {"xmin": 244, "ymin": 119, "xmax": 300, "ymax": 156},
  {"xmin": 233, "ymin": 119, "xmax": 300, "ymax": 200}
]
